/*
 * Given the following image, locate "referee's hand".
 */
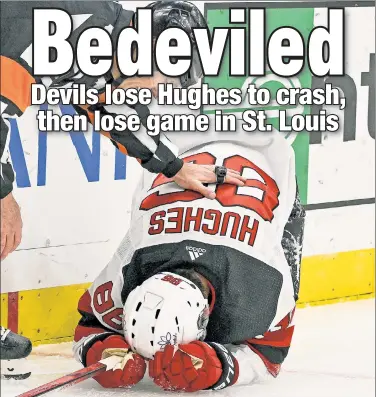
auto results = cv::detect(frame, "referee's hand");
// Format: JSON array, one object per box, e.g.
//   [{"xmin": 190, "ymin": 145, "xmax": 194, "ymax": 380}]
[{"xmin": 173, "ymin": 163, "xmax": 246, "ymax": 199}]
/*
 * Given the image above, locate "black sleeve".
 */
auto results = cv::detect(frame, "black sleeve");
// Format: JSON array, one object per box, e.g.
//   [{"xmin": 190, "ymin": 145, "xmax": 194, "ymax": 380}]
[
  {"xmin": 74, "ymin": 103, "xmax": 184, "ymax": 178},
  {"xmin": 0, "ymin": 110, "xmax": 15, "ymax": 199},
  {"xmin": 0, "ymin": 75, "xmax": 30, "ymax": 199}
]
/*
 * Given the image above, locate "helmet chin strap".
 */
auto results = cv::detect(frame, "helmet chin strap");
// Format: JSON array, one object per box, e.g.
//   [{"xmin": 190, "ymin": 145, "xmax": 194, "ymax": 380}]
[{"xmin": 205, "ymin": 278, "xmax": 216, "ymax": 314}]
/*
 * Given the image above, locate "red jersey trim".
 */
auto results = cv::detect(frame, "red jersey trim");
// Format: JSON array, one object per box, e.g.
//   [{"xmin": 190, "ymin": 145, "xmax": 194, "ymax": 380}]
[
  {"xmin": 77, "ymin": 291, "xmax": 94, "ymax": 314},
  {"xmin": 74, "ymin": 324, "xmax": 110, "ymax": 342}
]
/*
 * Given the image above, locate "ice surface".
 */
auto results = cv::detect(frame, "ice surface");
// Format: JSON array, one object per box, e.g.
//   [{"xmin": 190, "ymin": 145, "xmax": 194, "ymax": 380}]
[{"xmin": 1, "ymin": 299, "xmax": 375, "ymax": 397}]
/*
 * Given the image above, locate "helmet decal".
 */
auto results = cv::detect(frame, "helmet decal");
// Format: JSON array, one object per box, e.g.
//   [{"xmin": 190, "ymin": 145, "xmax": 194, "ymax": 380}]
[{"xmin": 158, "ymin": 332, "xmax": 178, "ymax": 350}]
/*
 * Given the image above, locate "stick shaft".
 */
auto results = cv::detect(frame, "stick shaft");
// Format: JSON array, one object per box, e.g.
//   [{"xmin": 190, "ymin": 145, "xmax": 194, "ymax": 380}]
[{"xmin": 16, "ymin": 358, "xmax": 115, "ymax": 397}]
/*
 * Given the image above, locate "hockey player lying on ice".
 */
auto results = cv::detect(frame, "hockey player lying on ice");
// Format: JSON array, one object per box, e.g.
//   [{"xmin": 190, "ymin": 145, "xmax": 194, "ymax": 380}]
[
  {"xmin": 0, "ymin": 0, "xmax": 245, "ymax": 377},
  {"xmin": 73, "ymin": 131, "xmax": 306, "ymax": 391}
]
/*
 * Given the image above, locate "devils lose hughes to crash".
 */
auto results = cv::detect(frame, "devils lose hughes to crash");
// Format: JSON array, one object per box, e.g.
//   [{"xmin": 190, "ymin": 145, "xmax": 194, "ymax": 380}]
[{"xmin": 73, "ymin": 135, "xmax": 306, "ymax": 392}]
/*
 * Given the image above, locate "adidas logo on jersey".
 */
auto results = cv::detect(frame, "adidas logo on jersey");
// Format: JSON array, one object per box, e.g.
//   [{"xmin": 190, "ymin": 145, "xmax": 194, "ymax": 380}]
[{"xmin": 186, "ymin": 246, "xmax": 206, "ymax": 261}]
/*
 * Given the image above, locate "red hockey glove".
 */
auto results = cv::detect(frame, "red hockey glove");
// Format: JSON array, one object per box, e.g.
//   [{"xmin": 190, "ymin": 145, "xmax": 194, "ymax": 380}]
[
  {"xmin": 149, "ymin": 341, "xmax": 239, "ymax": 392},
  {"xmin": 86, "ymin": 335, "xmax": 146, "ymax": 389}
]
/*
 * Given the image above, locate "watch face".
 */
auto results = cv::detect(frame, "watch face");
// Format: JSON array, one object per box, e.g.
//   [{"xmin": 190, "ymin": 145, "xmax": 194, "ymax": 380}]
[{"xmin": 216, "ymin": 166, "xmax": 227, "ymax": 177}]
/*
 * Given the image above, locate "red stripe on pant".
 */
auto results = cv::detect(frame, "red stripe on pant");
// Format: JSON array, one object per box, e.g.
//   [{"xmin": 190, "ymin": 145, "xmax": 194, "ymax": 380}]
[{"xmin": 8, "ymin": 291, "xmax": 19, "ymax": 333}]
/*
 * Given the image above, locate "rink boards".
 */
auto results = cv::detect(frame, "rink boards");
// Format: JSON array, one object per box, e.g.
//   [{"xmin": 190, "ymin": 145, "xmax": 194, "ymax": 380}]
[{"xmin": 1, "ymin": 0, "xmax": 375, "ymax": 344}]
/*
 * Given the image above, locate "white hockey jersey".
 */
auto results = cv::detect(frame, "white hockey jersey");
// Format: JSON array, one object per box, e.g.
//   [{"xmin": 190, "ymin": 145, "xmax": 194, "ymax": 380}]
[{"xmin": 73, "ymin": 133, "xmax": 305, "ymax": 387}]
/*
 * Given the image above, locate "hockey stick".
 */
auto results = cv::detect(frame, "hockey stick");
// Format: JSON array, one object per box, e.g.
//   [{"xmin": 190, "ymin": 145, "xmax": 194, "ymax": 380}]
[{"xmin": 16, "ymin": 355, "xmax": 123, "ymax": 397}]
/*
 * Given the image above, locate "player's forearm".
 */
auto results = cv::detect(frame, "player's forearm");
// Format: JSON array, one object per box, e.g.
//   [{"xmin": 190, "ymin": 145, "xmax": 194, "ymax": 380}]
[
  {"xmin": 73, "ymin": 290, "xmax": 120, "ymax": 365},
  {"xmin": 226, "ymin": 344, "xmax": 273, "ymax": 387},
  {"xmin": 73, "ymin": 330, "xmax": 118, "ymax": 366},
  {"xmin": 73, "ymin": 313, "xmax": 120, "ymax": 366}
]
